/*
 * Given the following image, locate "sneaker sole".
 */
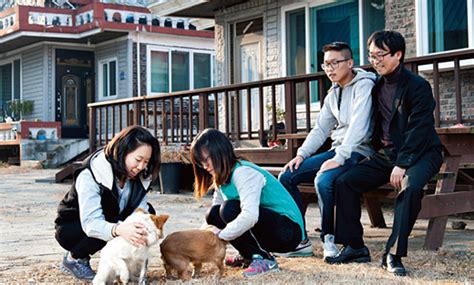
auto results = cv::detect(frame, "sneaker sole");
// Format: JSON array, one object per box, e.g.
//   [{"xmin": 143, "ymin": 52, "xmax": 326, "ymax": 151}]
[
  {"xmin": 274, "ymin": 251, "xmax": 314, "ymax": 258},
  {"xmin": 243, "ymin": 267, "xmax": 281, "ymax": 278}
]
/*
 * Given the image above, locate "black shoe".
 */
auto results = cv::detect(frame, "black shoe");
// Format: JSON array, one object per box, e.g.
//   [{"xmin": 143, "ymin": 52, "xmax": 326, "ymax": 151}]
[
  {"xmin": 381, "ymin": 253, "xmax": 406, "ymax": 276},
  {"xmin": 324, "ymin": 245, "xmax": 371, "ymax": 264}
]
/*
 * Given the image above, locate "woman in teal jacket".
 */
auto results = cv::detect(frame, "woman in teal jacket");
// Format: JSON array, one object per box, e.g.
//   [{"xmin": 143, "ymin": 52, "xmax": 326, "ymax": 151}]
[{"xmin": 190, "ymin": 128, "xmax": 306, "ymax": 277}]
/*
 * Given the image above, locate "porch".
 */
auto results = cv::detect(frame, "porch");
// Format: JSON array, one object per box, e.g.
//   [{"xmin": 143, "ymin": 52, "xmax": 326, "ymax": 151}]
[
  {"xmin": 88, "ymin": 49, "xmax": 474, "ymax": 161},
  {"xmin": 85, "ymin": 49, "xmax": 474, "ymax": 250}
]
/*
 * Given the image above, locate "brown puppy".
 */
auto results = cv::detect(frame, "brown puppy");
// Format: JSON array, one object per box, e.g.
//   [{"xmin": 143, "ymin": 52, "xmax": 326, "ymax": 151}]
[{"xmin": 160, "ymin": 229, "xmax": 227, "ymax": 280}]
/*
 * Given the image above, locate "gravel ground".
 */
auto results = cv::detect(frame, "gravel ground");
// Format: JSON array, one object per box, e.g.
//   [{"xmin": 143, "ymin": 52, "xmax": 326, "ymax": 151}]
[{"xmin": 0, "ymin": 166, "xmax": 472, "ymax": 284}]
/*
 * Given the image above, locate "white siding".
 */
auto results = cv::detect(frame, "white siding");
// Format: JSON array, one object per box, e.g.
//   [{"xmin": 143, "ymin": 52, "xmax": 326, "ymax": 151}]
[
  {"xmin": 95, "ymin": 39, "xmax": 130, "ymax": 100},
  {"xmin": 21, "ymin": 47, "xmax": 45, "ymax": 120}
]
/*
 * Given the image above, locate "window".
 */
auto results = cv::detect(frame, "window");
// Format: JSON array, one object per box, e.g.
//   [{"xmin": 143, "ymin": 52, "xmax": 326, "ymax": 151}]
[
  {"xmin": 418, "ymin": 0, "xmax": 473, "ymax": 55},
  {"xmin": 151, "ymin": 51, "xmax": 169, "ymax": 93},
  {"xmin": 427, "ymin": 0, "xmax": 468, "ymax": 52},
  {"xmin": 148, "ymin": 48, "xmax": 214, "ymax": 94},
  {"xmin": 282, "ymin": 1, "xmax": 385, "ymax": 105},
  {"xmin": 287, "ymin": 9, "xmax": 306, "ymax": 77},
  {"xmin": 0, "ymin": 59, "xmax": 21, "ymax": 119},
  {"xmin": 194, "ymin": 53, "xmax": 211, "ymax": 89},
  {"xmin": 99, "ymin": 58, "xmax": 117, "ymax": 98},
  {"xmin": 171, "ymin": 51, "xmax": 189, "ymax": 92},
  {"xmin": 311, "ymin": 1, "xmax": 360, "ymax": 70}
]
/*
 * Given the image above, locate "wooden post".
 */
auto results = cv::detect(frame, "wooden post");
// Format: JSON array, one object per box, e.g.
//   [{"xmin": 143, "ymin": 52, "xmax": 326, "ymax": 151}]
[
  {"xmin": 423, "ymin": 155, "xmax": 461, "ymax": 250},
  {"xmin": 88, "ymin": 106, "xmax": 96, "ymax": 153},
  {"xmin": 198, "ymin": 93, "xmax": 208, "ymax": 132}
]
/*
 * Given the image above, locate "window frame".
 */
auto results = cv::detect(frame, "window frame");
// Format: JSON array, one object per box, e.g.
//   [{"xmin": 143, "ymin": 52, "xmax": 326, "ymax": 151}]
[
  {"xmin": 416, "ymin": 0, "xmax": 474, "ymax": 56},
  {"xmin": 146, "ymin": 46, "xmax": 215, "ymax": 96},
  {"xmin": 98, "ymin": 57, "xmax": 118, "ymax": 99},
  {"xmin": 0, "ymin": 56, "xmax": 22, "ymax": 109}
]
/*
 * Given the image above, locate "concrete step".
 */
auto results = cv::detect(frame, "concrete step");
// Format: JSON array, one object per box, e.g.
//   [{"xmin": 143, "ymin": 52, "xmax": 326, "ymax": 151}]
[{"xmin": 21, "ymin": 139, "xmax": 89, "ymax": 168}]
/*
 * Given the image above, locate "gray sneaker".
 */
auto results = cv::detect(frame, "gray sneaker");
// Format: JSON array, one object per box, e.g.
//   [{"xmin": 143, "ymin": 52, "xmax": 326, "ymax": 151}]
[
  {"xmin": 60, "ymin": 252, "xmax": 96, "ymax": 280},
  {"xmin": 323, "ymin": 234, "xmax": 339, "ymax": 258}
]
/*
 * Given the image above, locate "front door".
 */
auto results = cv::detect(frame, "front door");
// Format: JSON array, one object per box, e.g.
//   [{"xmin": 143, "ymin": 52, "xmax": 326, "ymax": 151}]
[
  {"xmin": 55, "ymin": 49, "xmax": 94, "ymax": 138},
  {"xmin": 234, "ymin": 20, "xmax": 263, "ymax": 134}
]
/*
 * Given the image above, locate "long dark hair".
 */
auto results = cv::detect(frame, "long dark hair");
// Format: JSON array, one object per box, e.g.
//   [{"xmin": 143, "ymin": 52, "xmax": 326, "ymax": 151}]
[
  {"xmin": 190, "ymin": 128, "xmax": 238, "ymax": 199},
  {"xmin": 104, "ymin": 125, "xmax": 161, "ymax": 181}
]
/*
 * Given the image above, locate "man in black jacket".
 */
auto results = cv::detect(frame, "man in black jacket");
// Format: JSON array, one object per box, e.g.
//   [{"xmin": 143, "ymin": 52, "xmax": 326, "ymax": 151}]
[{"xmin": 325, "ymin": 31, "xmax": 443, "ymax": 276}]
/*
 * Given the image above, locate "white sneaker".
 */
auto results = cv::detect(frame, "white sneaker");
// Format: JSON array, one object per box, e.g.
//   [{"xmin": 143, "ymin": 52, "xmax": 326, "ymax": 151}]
[
  {"xmin": 323, "ymin": 234, "xmax": 339, "ymax": 258},
  {"xmin": 274, "ymin": 239, "xmax": 313, "ymax": 257}
]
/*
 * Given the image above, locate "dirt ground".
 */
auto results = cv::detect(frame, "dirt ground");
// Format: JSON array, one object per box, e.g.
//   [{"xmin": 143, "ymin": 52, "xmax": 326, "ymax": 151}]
[{"xmin": 0, "ymin": 166, "xmax": 472, "ymax": 284}]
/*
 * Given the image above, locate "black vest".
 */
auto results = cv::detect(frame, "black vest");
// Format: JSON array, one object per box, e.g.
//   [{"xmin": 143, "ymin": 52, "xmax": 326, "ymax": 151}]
[{"xmin": 54, "ymin": 149, "xmax": 149, "ymax": 226}]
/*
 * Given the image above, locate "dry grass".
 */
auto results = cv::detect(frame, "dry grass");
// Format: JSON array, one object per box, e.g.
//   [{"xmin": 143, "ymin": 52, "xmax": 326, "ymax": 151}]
[{"xmin": 0, "ymin": 167, "xmax": 472, "ymax": 284}]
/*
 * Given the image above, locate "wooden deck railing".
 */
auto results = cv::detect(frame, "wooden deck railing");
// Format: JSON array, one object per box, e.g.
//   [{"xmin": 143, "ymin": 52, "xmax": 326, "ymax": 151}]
[{"xmin": 88, "ymin": 49, "xmax": 474, "ymax": 163}]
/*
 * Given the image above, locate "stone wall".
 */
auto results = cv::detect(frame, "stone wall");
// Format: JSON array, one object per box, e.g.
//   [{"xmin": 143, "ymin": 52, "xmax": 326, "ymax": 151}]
[{"xmin": 385, "ymin": 0, "xmax": 416, "ymax": 58}]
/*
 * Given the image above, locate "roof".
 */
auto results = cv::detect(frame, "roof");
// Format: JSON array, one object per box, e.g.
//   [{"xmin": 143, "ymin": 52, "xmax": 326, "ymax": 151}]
[
  {"xmin": 148, "ymin": 0, "xmax": 250, "ymax": 18},
  {"xmin": 0, "ymin": 2, "xmax": 213, "ymax": 53}
]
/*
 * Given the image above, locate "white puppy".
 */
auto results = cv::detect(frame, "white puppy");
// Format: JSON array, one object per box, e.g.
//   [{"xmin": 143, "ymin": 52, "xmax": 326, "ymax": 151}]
[{"xmin": 93, "ymin": 209, "xmax": 169, "ymax": 285}]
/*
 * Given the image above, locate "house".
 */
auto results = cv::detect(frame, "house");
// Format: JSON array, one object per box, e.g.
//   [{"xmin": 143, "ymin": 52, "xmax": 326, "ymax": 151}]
[
  {"xmin": 0, "ymin": 0, "xmax": 215, "ymax": 167},
  {"xmin": 151, "ymin": 0, "xmax": 474, "ymax": 131},
  {"xmin": 0, "ymin": 0, "xmax": 214, "ymax": 165}
]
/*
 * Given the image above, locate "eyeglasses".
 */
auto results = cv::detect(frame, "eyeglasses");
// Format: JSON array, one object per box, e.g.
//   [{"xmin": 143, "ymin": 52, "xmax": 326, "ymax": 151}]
[
  {"xmin": 321, "ymin": 59, "xmax": 350, "ymax": 71},
  {"xmin": 197, "ymin": 154, "xmax": 211, "ymax": 169},
  {"xmin": 367, "ymin": 51, "xmax": 391, "ymax": 62}
]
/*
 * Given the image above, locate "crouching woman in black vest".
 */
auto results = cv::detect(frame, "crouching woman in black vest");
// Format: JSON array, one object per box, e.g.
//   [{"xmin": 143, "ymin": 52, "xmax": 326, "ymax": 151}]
[{"xmin": 54, "ymin": 125, "xmax": 161, "ymax": 281}]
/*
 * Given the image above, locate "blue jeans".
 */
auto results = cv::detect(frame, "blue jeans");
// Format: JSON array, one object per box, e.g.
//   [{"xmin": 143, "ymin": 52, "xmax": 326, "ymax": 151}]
[{"xmin": 279, "ymin": 150, "xmax": 365, "ymax": 241}]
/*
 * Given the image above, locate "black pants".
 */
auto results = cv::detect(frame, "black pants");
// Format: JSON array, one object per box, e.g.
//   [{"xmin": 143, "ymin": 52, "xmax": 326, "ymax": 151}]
[
  {"xmin": 334, "ymin": 147, "xmax": 442, "ymax": 256},
  {"xmin": 206, "ymin": 200, "xmax": 302, "ymax": 260},
  {"xmin": 55, "ymin": 203, "xmax": 156, "ymax": 259}
]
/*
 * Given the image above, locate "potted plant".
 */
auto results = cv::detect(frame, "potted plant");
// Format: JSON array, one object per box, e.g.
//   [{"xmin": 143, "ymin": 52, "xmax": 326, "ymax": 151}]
[
  {"xmin": 158, "ymin": 144, "xmax": 193, "ymax": 194},
  {"xmin": 6, "ymin": 100, "xmax": 34, "ymax": 121},
  {"xmin": 263, "ymin": 104, "xmax": 286, "ymax": 148}
]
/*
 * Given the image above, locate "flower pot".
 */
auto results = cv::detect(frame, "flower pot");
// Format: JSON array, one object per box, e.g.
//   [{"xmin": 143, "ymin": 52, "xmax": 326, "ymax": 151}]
[{"xmin": 159, "ymin": 163, "xmax": 182, "ymax": 193}]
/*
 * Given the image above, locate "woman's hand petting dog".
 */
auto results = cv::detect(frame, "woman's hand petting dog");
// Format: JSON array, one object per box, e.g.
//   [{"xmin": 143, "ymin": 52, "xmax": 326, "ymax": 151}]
[{"xmin": 116, "ymin": 222, "xmax": 149, "ymax": 247}]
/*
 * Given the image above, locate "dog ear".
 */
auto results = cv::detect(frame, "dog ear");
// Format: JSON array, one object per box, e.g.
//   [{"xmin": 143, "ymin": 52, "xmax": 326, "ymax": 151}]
[{"xmin": 151, "ymin": 214, "xmax": 169, "ymax": 228}]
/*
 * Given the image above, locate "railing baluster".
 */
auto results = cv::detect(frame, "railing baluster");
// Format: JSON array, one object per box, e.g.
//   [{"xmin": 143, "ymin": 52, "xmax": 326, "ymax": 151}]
[
  {"xmin": 188, "ymin": 95, "xmax": 193, "ymax": 143},
  {"xmin": 433, "ymin": 60, "xmax": 440, "ymax": 127},
  {"xmin": 126, "ymin": 103, "xmax": 130, "ymax": 126},
  {"xmin": 318, "ymin": 79, "xmax": 326, "ymax": 107},
  {"xmin": 305, "ymin": 80, "xmax": 311, "ymax": 132},
  {"xmin": 105, "ymin": 106, "xmax": 109, "ymax": 144},
  {"xmin": 198, "ymin": 93, "xmax": 209, "ymax": 131},
  {"xmin": 258, "ymin": 85, "xmax": 264, "ymax": 144},
  {"xmin": 224, "ymin": 90, "xmax": 229, "ymax": 138},
  {"xmin": 162, "ymin": 98, "xmax": 167, "ymax": 144},
  {"xmin": 89, "ymin": 106, "xmax": 96, "ymax": 152},
  {"xmin": 170, "ymin": 98, "xmax": 175, "ymax": 143},
  {"xmin": 236, "ymin": 89, "xmax": 241, "ymax": 140},
  {"xmin": 134, "ymin": 101, "xmax": 141, "ymax": 126},
  {"xmin": 214, "ymin": 93, "xmax": 219, "ymax": 130},
  {"xmin": 153, "ymin": 100, "xmax": 157, "ymax": 137},
  {"xmin": 179, "ymin": 96, "xmax": 184, "ymax": 142},
  {"xmin": 454, "ymin": 58, "xmax": 462, "ymax": 124},
  {"xmin": 98, "ymin": 107, "xmax": 102, "ymax": 146},
  {"xmin": 247, "ymin": 87, "xmax": 252, "ymax": 139},
  {"xmin": 271, "ymin": 84, "xmax": 277, "ymax": 143},
  {"xmin": 144, "ymin": 99, "xmax": 149, "ymax": 128},
  {"xmin": 112, "ymin": 104, "xmax": 116, "ymax": 137},
  {"xmin": 119, "ymin": 104, "xmax": 123, "ymax": 131}
]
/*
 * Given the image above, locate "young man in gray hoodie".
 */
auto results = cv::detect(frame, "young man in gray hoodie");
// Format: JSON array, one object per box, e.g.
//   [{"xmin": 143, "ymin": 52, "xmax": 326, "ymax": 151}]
[{"xmin": 278, "ymin": 42, "xmax": 376, "ymax": 259}]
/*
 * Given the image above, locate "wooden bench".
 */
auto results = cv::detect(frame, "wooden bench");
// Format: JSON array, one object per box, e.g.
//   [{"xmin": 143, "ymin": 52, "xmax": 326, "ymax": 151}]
[{"xmin": 265, "ymin": 126, "xmax": 474, "ymax": 250}]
